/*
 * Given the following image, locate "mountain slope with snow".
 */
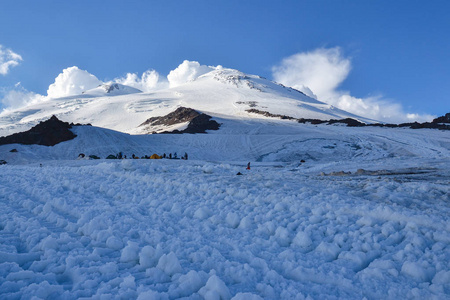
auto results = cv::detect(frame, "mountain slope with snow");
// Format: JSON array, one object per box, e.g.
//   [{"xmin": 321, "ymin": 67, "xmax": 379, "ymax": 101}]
[
  {"xmin": 0, "ymin": 68, "xmax": 374, "ymax": 137},
  {"xmin": 0, "ymin": 122, "xmax": 448, "ymax": 298},
  {"xmin": 1, "ymin": 116, "xmax": 448, "ymax": 167}
]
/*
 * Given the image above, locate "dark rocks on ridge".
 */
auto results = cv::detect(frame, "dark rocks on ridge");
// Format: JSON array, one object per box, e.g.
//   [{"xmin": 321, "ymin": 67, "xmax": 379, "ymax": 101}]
[
  {"xmin": 140, "ymin": 107, "xmax": 221, "ymax": 134},
  {"xmin": 0, "ymin": 115, "xmax": 77, "ymax": 146}
]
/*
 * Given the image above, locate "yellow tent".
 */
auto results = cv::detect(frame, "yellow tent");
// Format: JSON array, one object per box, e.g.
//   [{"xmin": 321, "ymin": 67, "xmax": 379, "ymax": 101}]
[{"xmin": 150, "ymin": 154, "xmax": 161, "ymax": 159}]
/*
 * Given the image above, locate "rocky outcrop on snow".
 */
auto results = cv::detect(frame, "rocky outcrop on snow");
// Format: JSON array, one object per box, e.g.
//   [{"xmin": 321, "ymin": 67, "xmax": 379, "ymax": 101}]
[
  {"xmin": 166, "ymin": 113, "xmax": 221, "ymax": 134},
  {"xmin": 247, "ymin": 109, "xmax": 450, "ymax": 130},
  {"xmin": 0, "ymin": 115, "xmax": 77, "ymax": 146},
  {"xmin": 140, "ymin": 107, "xmax": 201, "ymax": 127},
  {"xmin": 139, "ymin": 107, "xmax": 220, "ymax": 134},
  {"xmin": 246, "ymin": 109, "xmax": 366, "ymax": 127},
  {"xmin": 432, "ymin": 113, "xmax": 450, "ymax": 124}
]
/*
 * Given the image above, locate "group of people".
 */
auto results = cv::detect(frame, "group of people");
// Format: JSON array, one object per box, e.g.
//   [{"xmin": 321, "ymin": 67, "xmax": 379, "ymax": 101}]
[
  {"xmin": 160, "ymin": 152, "xmax": 188, "ymax": 160},
  {"xmin": 79, "ymin": 152, "xmax": 190, "ymax": 160},
  {"xmin": 127, "ymin": 152, "xmax": 188, "ymax": 160}
]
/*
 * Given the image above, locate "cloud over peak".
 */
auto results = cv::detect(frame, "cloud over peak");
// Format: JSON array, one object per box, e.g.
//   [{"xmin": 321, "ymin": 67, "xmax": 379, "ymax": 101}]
[
  {"xmin": 114, "ymin": 69, "xmax": 166, "ymax": 92},
  {"xmin": 0, "ymin": 45, "xmax": 23, "ymax": 75},
  {"xmin": 45, "ymin": 60, "xmax": 218, "ymax": 98},
  {"xmin": 272, "ymin": 47, "xmax": 350, "ymax": 100},
  {"xmin": 47, "ymin": 66, "xmax": 102, "ymax": 98},
  {"xmin": 167, "ymin": 60, "xmax": 217, "ymax": 88},
  {"xmin": 272, "ymin": 48, "xmax": 433, "ymax": 123}
]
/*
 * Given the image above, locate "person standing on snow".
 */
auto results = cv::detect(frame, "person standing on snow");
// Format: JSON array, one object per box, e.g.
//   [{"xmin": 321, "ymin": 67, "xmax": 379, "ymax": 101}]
[{"xmin": 246, "ymin": 162, "xmax": 251, "ymax": 170}]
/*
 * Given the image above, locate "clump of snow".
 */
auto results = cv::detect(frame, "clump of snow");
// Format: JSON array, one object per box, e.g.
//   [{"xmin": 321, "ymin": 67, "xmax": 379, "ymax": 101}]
[
  {"xmin": 232, "ymin": 292, "xmax": 264, "ymax": 300},
  {"xmin": 120, "ymin": 241, "xmax": 140, "ymax": 264},
  {"xmin": 198, "ymin": 275, "xmax": 231, "ymax": 300},
  {"xmin": 139, "ymin": 245, "xmax": 160, "ymax": 269},
  {"xmin": 293, "ymin": 231, "xmax": 313, "ymax": 248},
  {"xmin": 156, "ymin": 252, "xmax": 182, "ymax": 276},
  {"xmin": 194, "ymin": 206, "xmax": 211, "ymax": 220},
  {"xmin": 120, "ymin": 274, "xmax": 136, "ymax": 289},
  {"xmin": 226, "ymin": 212, "xmax": 241, "ymax": 228},
  {"xmin": 401, "ymin": 261, "xmax": 435, "ymax": 282},
  {"xmin": 106, "ymin": 236, "xmax": 123, "ymax": 250},
  {"xmin": 172, "ymin": 270, "xmax": 205, "ymax": 298}
]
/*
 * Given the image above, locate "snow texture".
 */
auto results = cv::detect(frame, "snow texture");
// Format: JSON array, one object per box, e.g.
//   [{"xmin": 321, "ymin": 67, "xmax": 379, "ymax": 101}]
[{"xmin": 0, "ymin": 120, "xmax": 449, "ymax": 298}]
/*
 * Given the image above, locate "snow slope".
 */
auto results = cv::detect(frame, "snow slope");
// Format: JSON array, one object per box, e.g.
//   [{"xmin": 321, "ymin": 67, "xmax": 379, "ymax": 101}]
[
  {"xmin": 0, "ymin": 68, "xmax": 374, "ymax": 137},
  {"xmin": 0, "ymin": 152, "xmax": 449, "ymax": 298},
  {"xmin": 0, "ymin": 117, "xmax": 448, "ymax": 167}
]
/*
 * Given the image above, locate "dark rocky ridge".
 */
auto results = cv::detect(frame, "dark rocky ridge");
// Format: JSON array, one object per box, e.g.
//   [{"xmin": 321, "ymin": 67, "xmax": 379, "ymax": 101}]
[
  {"xmin": 246, "ymin": 109, "xmax": 366, "ymax": 127},
  {"xmin": 0, "ymin": 115, "xmax": 78, "ymax": 146},
  {"xmin": 166, "ymin": 114, "xmax": 221, "ymax": 134},
  {"xmin": 140, "ymin": 107, "xmax": 201, "ymax": 127},
  {"xmin": 246, "ymin": 109, "xmax": 450, "ymax": 130},
  {"xmin": 433, "ymin": 113, "xmax": 450, "ymax": 124},
  {"xmin": 140, "ymin": 107, "xmax": 221, "ymax": 134}
]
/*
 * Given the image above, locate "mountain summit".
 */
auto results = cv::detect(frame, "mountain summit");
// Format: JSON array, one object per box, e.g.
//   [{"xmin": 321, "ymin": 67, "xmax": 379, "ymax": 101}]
[{"xmin": 82, "ymin": 83, "xmax": 142, "ymax": 96}]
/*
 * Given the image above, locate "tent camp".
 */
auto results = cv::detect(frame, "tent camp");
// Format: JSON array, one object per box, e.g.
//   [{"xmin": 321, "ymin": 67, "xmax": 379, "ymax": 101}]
[{"xmin": 150, "ymin": 154, "xmax": 161, "ymax": 159}]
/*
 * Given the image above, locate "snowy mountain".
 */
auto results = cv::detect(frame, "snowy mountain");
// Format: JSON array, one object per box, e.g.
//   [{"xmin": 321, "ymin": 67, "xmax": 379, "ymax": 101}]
[
  {"xmin": 0, "ymin": 68, "xmax": 449, "ymax": 299},
  {"xmin": 0, "ymin": 68, "xmax": 374, "ymax": 137}
]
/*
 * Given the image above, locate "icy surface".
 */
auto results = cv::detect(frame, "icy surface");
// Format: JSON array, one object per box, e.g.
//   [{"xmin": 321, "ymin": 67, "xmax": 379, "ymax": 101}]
[
  {"xmin": 0, "ymin": 158, "xmax": 449, "ymax": 298},
  {"xmin": 0, "ymin": 116, "xmax": 449, "ymax": 298}
]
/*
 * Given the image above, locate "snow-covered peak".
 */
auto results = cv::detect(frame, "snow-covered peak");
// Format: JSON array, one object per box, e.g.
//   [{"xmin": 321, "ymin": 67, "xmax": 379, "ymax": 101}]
[
  {"xmin": 206, "ymin": 68, "xmax": 264, "ymax": 91},
  {"xmin": 83, "ymin": 83, "xmax": 142, "ymax": 96},
  {"xmin": 0, "ymin": 66, "xmax": 376, "ymax": 136},
  {"xmin": 198, "ymin": 68, "xmax": 317, "ymax": 101}
]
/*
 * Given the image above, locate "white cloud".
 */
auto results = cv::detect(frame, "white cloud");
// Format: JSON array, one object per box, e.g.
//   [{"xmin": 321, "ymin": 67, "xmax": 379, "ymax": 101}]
[
  {"xmin": 273, "ymin": 48, "xmax": 350, "ymax": 100},
  {"xmin": 114, "ymin": 69, "xmax": 168, "ymax": 92},
  {"xmin": 167, "ymin": 60, "xmax": 217, "ymax": 88},
  {"xmin": 272, "ymin": 48, "xmax": 433, "ymax": 123},
  {"xmin": 0, "ymin": 84, "xmax": 46, "ymax": 111},
  {"xmin": 47, "ymin": 66, "xmax": 102, "ymax": 98},
  {"xmin": 0, "ymin": 45, "xmax": 23, "ymax": 75}
]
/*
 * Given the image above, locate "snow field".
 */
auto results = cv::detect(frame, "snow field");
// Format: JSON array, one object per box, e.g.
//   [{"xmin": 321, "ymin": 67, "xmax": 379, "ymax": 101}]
[{"xmin": 0, "ymin": 159, "xmax": 449, "ymax": 298}]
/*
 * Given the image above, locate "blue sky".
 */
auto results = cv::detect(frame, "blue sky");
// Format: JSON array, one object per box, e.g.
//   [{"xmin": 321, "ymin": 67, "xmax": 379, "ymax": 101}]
[{"xmin": 1, "ymin": 0, "xmax": 449, "ymax": 122}]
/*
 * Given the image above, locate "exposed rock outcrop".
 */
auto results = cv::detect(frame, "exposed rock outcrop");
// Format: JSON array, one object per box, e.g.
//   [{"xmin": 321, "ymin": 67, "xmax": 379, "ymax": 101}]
[
  {"xmin": 140, "ymin": 107, "xmax": 221, "ymax": 134},
  {"xmin": 246, "ymin": 109, "xmax": 366, "ymax": 127},
  {"xmin": 247, "ymin": 109, "xmax": 450, "ymax": 130},
  {"xmin": 432, "ymin": 113, "xmax": 450, "ymax": 124},
  {"xmin": 167, "ymin": 113, "xmax": 221, "ymax": 134},
  {"xmin": 140, "ymin": 107, "xmax": 201, "ymax": 127},
  {"xmin": 0, "ymin": 115, "xmax": 77, "ymax": 146}
]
